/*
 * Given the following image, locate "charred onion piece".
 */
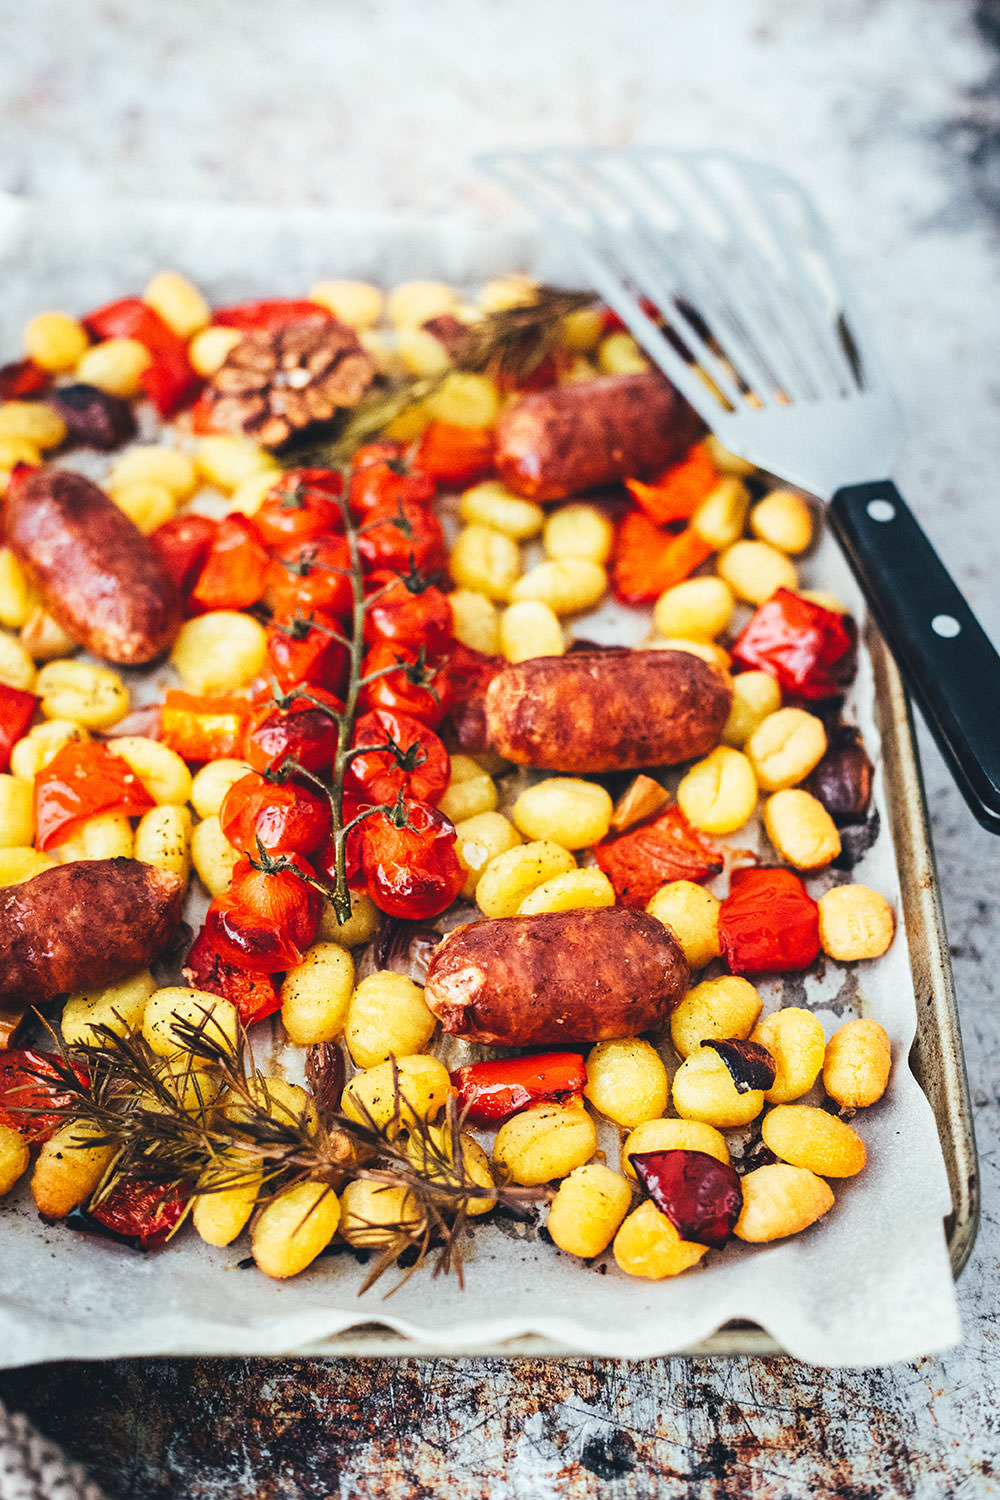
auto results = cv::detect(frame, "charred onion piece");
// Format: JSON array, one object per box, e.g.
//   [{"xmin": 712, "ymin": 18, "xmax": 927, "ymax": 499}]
[
  {"xmin": 806, "ymin": 725, "xmax": 874, "ymax": 827},
  {"xmin": 48, "ymin": 383, "xmax": 137, "ymax": 450},
  {"xmin": 703, "ymin": 1038, "xmax": 776, "ymax": 1094},
  {"xmin": 630, "ymin": 1149, "xmax": 743, "ymax": 1250}
]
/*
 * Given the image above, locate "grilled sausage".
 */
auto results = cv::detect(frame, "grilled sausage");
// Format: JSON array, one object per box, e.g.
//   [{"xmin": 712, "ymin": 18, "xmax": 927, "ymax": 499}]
[
  {"xmin": 0, "ymin": 859, "xmax": 184, "ymax": 1042},
  {"xmin": 4, "ymin": 466, "xmax": 181, "ymax": 664},
  {"xmin": 485, "ymin": 649, "xmax": 731, "ymax": 772},
  {"xmin": 494, "ymin": 373, "xmax": 700, "ymax": 501},
  {"xmin": 424, "ymin": 906, "xmax": 687, "ymax": 1047}
]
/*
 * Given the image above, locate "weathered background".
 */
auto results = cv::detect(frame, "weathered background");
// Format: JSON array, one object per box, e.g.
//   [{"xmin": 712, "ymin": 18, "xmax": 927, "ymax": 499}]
[{"xmin": 1, "ymin": 0, "xmax": 999, "ymax": 1494}]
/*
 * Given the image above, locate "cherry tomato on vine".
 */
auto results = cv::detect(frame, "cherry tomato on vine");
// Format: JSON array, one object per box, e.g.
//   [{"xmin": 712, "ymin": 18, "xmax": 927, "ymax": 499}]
[
  {"xmin": 360, "ymin": 642, "xmax": 452, "ymax": 728},
  {"xmin": 358, "ymin": 499, "xmax": 447, "ymax": 577},
  {"xmin": 219, "ymin": 770, "xmax": 330, "ymax": 857},
  {"xmin": 312, "ymin": 788, "xmax": 372, "ymax": 890},
  {"xmin": 349, "ymin": 443, "xmax": 435, "ymax": 520},
  {"xmin": 206, "ymin": 853, "xmax": 322, "ymax": 973},
  {"xmin": 183, "ymin": 923, "xmax": 281, "ymax": 1026},
  {"xmin": 243, "ymin": 686, "xmax": 342, "ymax": 774},
  {"xmin": 347, "ymin": 708, "xmax": 451, "ymax": 807},
  {"xmin": 253, "ymin": 468, "xmax": 344, "ymax": 550},
  {"xmin": 266, "ymin": 532, "xmax": 353, "ymax": 620},
  {"xmin": 363, "ymin": 570, "xmax": 453, "ymax": 655},
  {"xmin": 361, "ymin": 798, "xmax": 464, "ymax": 920},
  {"xmin": 265, "ymin": 609, "xmax": 349, "ymax": 695}
]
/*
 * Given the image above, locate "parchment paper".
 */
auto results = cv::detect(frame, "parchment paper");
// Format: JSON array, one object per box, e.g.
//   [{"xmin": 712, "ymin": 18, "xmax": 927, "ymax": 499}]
[{"xmin": 0, "ymin": 198, "xmax": 960, "ymax": 1367}]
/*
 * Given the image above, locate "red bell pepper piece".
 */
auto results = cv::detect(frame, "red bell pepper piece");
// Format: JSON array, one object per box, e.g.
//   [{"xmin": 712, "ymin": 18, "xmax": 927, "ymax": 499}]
[
  {"xmin": 718, "ymin": 866, "xmax": 820, "ymax": 975},
  {"xmin": 82, "ymin": 1178, "xmax": 189, "ymax": 1250},
  {"xmin": 414, "ymin": 422, "xmax": 495, "ymax": 485},
  {"xmin": 34, "ymin": 741, "xmax": 155, "ymax": 851},
  {"xmin": 187, "ymin": 390, "xmax": 225, "ymax": 434},
  {"xmin": 160, "ymin": 690, "xmax": 253, "ymax": 763},
  {"xmin": 0, "ymin": 683, "xmax": 37, "ymax": 772},
  {"xmin": 451, "ymin": 1052, "xmax": 587, "ymax": 1126},
  {"xmin": 594, "ymin": 806, "xmax": 724, "ymax": 907},
  {"xmin": 83, "ymin": 297, "xmax": 201, "ymax": 416},
  {"xmin": 211, "ymin": 298, "xmax": 333, "ymax": 332},
  {"xmin": 149, "ymin": 513, "xmax": 219, "ymax": 599},
  {"xmin": 625, "ymin": 444, "xmax": 719, "ymax": 527},
  {"xmin": 0, "ymin": 1049, "xmax": 84, "ymax": 1141},
  {"xmin": 190, "ymin": 514, "xmax": 270, "ymax": 612},
  {"xmin": 0, "ymin": 358, "xmax": 50, "ymax": 400},
  {"xmin": 611, "ymin": 513, "xmax": 713, "ymax": 604},
  {"xmin": 183, "ymin": 923, "xmax": 281, "ymax": 1026},
  {"xmin": 731, "ymin": 588, "xmax": 855, "ymax": 700}
]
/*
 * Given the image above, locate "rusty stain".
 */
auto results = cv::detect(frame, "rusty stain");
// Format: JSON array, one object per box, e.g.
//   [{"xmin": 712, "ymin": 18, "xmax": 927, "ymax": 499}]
[{"xmin": 1, "ymin": 1353, "xmax": 997, "ymax": 1499}]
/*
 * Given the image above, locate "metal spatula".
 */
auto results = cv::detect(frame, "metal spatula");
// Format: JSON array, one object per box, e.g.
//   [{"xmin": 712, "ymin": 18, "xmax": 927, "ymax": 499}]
[{"xmin": 479, "ymin": 147, "xmax": 1000, "ymax": 833}]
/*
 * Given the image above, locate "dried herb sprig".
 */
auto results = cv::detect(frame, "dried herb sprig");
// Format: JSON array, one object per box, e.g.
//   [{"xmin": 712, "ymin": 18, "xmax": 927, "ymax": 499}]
[
  {"xmin": 27, "ymin": 1012, "xmax": 543, "ymax": 1289},
  {"xmin": 452, "ymin": 285, "xmax": 596, "ymax": 381}
]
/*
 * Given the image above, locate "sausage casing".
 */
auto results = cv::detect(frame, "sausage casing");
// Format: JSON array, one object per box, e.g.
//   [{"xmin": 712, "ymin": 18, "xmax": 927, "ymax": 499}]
[
  {"xmin": 4, "ymin": 466, "xmax": 181, "ymax": 664},
  {"xmin": 494, "ymin": 372, "xmax": 700, "ymax": 502},
  {"xmin": 0, "ymin": 859, "xmax": 184, "ymax": 1038},
  {"xmin": 424, "ymin": 906, "xmax": 688, "ymax": 1047},
  {"xmin": 485, "ymin": 649, "xmax": 731, "ymax": 772}
]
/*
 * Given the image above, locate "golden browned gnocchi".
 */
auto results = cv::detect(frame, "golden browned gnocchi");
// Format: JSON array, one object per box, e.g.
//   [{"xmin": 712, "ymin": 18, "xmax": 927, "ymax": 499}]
[
  {"xmin": 252, "ymin": 1182, "xmax": 341, "ymax": 1279},
  {"xmin": 280, "ymin": 941, "xmax": 355, "ymax": 1045},
  {"xmin": 669, "ymin": 976, "xmax": 764, "ymax": 1060},
  {"xmin": 512, "ymin": 777, "xmax": 613, "ymax": 849},
  {"xmin": 672, "ymin": 1046, "xmax": 765, "ymax": 1128},
  {"xmin": 734, "ymin": 1163, "xmax": 834, "ymax": 1243},
  {"xmin": 474, "ymin": 838, "xmax": 576, "ymax": 918},
  {"xmin": 761, "ymin": 1104, "xmax": 866, "ymax": 1177},
  {"xmin": 344, "ymin": 971, "xmax": 436, "ymax": 1068},
  {"xmin": 437, "ymin": 755, "xmax": 498, "ymax": 824},
  {"xmin": 646, "ymin": 881, "xmax": 722, "ymax": 972},
  {"xmin": 822, "ymin": 1019, "xmax": 892, "ymax": 1108},
  {"xmin": 677, "ymin": 746, "xmax": 757, "ymax": 835},
  {"xmin": 654, "ymin": 576, "xmax": 734, "ymax": 641},
  {"xmin": 817, "ymin": 885, "xmax": 895, "ymax": 961},
  {"xmin": 493, "ymin": 1101, "xmax": 597, "ymax": 1185},
  {"xmin": 341, "ymin": 1056, "xmax": 452, "ymax": 1133},
  {"xmin": 751, "ymin": 1007, "xmax": 826, "ymax": 1103},
  {"xmin": 613, "ymin": 1200, "xmax": 708, "ymax": 1279},
  {"xmin": 547, "ymin": 1164, "xmax": 634, "ymax": 1258},
  {"xmin": 746, "ymin": 708, "xmax": 827, "ymax": 791},
  {"xmin": 621, "ymin": 1118, "xmax": 730, "ymax": 1177},
  {"xmin": 764, "ymin": 788, "xmax": 841, "ymax": 869},
  {"xmin": 583, "ymin": 1039, "xmax": 669, "ymax": 1128}
]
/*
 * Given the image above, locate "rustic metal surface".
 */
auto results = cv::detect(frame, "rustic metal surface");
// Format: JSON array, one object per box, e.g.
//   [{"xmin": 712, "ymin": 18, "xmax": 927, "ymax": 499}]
[{"xmin": 3, "ymin": 0, "xmax": 1000, "ymax": 1493}]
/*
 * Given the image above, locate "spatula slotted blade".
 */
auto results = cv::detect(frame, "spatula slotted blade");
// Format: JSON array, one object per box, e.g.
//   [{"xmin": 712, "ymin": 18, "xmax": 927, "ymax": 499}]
[{"xmin": 479, "ymin": 146, "xmax": 1000, "ymax": 833}]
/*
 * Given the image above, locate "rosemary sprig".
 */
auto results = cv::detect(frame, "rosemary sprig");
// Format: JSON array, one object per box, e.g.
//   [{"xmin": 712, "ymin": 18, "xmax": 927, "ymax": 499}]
[
  {"xmin": 27, "ymin": 1015, "xmax": 543, "ymax": 1290},
  {"xmin": 452, "ymin": 285, "xmax": 596, "ymax": 380}
]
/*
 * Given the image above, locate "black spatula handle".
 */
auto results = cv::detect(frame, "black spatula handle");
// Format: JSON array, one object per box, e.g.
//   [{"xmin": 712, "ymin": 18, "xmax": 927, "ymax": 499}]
[{"xmin": 829, "ymin": 480, "xmax": 1000, "ymax": 833}]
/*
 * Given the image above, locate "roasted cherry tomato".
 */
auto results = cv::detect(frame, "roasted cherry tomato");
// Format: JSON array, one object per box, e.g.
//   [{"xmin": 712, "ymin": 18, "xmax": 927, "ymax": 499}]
[
  {"xmin": 219, "ymin": 770, "xmax": 330, "ymax": 857},
  {"xmin": 84, "ymin": 296, "xmax": 201, "ymax": 416},
  {"xmin": 0, "ymin": 1050, "xmax": 85, "ymax": 1141},
  {"xmin": 243, "ymin": 687, "xmax": 342, "ymax": 774},
  {"xmin": 718, "ymin": 866, "xmax": 820, "ymax": 975},
  {"xmin": 363, "ymin": 570, "xmax": 453, "ymax": 655},
  {"xmin": 349, "ymin": 444, "xmax": 435, "ymax": 521},
  {"xmin": 207, "ymin": 852, "xmax": 322, "ymax": 973},
  {"xmin": 160, "ymin": 690, "xmax": 253, "ymax": 762},
  {"xmin": 265, "ymin": 610, "xmax": 349, "ymax": 695},
  {"xmin": 357, "ymin": 498, "xmax": 447, "ymax": 577},
  {"xmin": 34, "ymin": 741, "xmax": 155, "ymax": 851},
  {"xmin": 0, "ymin": 683, "xmax": 37, "ymax": 773},
  {"xmin": 267, "ymin": 533, "xmax": 353, "ymax": 620},
  {"xmin": 414, "ymin": 422, "xmax": 495, "ymax": 486},
  {"xmin": 731, "ymin": 589, "xmax": 856, "ymax": 700},
  {"xmin": 437, "ymin": 643, "xmax": 504, "ymax": 756},
  {"xmin": 312, "ymin": 789, "xmax": 371, "ymax": 890},
  {"xmin": 347, "ymin": 708, "xmax": 451, "ymax": 806},
  {"xmin": 149, "ymin": 514, "xmax": 219, "ymax": 600},
  {"xmin": 594, "ymin": 806, "xmax": 724, "ymax": 907},
  {"xmin": 451, "ymin": 1052, "xmax": 587, "ymax": 1126},
  {"xmin": 361, "ymin": 798, "xmax": 464, "ymax": 919},
  {"xmin": 183, "ymin": 923, "xmax": 281, "ymax": 1026},
  {"xmin": 190, "ymin": 514, "xmax": 270, "ymax": 612},
  {"xmin": 79, "ymin": 1178, "xmax": 189, "ymax": 1251},
  {"xmin": 253, "ymin": 468, "xmax": 344, "ymax": 549},
  {"xmin": 360, "ymin": 641, "xmax": 452, "ymax": 728}
]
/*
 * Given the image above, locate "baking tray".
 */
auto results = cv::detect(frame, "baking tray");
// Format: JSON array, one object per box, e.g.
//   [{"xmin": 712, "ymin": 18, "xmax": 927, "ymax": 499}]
[
  {"xmin": 0, "ymin": 199, "xmax": 975, "ymax": 1362},
  {"xmin": 242, "ymin": 630, "xmax": 982, "ymax": 1361}
]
